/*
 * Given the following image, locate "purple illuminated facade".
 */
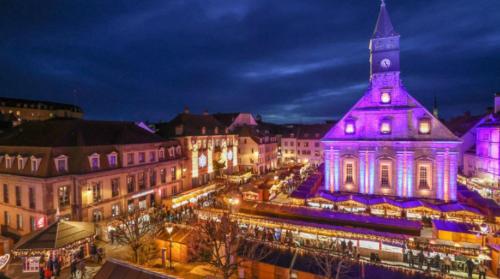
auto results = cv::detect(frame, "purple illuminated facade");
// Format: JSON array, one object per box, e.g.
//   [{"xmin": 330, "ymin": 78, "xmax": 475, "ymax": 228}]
[{"xmin": 322, "ymin": 1, "xmax": 461, "ymax": 201}]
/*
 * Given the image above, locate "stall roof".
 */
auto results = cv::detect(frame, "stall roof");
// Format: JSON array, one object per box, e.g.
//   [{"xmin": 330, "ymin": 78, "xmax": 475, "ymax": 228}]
[
  {"xmin": 14, "ymin": 220, "xmax": 95, "ymax": 250},
  {"xmin": 432, "ymin": 220, "xmax": 474, "ymax": 233},
  {"xmin": 439, "ymin": 203, "xmax": 482, "ymax": 214},
  {"xmin": 94, "ymin": 258, "xmax": 177, "ymax": 279}
]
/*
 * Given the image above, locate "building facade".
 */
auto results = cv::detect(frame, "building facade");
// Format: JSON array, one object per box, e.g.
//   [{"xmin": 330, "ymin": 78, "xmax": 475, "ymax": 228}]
[
  {"xmin": 0, "ymin": 119, "xmax": 184, "ymax": 236},
  {"xmin": 237, "ymin": 126, "xmax": 278, "ymax": 174},
  {"xmin": 281, "ymin": 124, "xmax": 333, "ymax": 166},
  {"xmin": 0, "ymin": 97, "xmax": 83, "ymax": 124},
  {"xmin": 156, "ymin": 109, "xmax": 239, "ymax": 188},
  {"xmin": 322, "ymin": 2, "xmax": 461, "ymax": 201}
]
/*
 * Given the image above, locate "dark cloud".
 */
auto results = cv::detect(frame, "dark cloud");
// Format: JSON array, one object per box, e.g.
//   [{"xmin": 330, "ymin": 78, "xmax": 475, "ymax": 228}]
[{"xmin": 0, "ymin": 0, "xmax": 499, "ymax": 123}]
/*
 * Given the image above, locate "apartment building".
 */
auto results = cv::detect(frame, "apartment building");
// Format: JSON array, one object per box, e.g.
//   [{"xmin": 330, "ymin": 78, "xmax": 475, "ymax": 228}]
[
  {"xmin": 281, "ymin": 124, "xmax": 332, "ymax": 166},
  {"xmin": 0, "ymin": 119, "xmax": 184, "ymax": 236}
]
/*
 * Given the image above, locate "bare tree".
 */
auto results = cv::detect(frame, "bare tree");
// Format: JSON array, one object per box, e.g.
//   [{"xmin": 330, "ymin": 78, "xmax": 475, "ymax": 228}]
[
  {"xmin": 112, "ymin": 206, "xmax": 165, "ymax": 264},
  {"xmin": 191, "ymin": 214, "xmax": 269, "ymax": 279},
  {"xmin": 311, "ymin": 249, "xmax": 353, "ymax": 279}
]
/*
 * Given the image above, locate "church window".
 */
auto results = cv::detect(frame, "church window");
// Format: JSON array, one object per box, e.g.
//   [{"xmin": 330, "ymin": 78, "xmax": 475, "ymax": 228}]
[
  {"xmin": 380, "ymin": 119, "xmax": 391, "ymax": 134},
  {"xmin": 380, "ymin": 164, "xmax": 390, "ymax": 188},
  {"xmin": 418, "ymin": 119, "xmax": 431, "ymax": 134},
  {"xmin": 418, "ymin": 164, "xmax": 431, "ymax": 190},
  {"xmin": 345, "ymin": 163, "xmax": 353, "ymax": 183},
  {"xmin": 380, "ymin": 92, "xmax": 391, "ymax": 104}
]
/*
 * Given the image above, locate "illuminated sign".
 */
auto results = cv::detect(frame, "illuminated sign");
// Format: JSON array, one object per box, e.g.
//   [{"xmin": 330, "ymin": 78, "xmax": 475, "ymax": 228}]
[{"xmin": 132, "ymin": 189, "xmax": 154, "ymax": 199}]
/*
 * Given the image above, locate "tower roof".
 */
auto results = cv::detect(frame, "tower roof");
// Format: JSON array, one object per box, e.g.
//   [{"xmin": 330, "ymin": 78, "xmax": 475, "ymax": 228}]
[{"xmin": 372, "ymin": 0, "xmax": 398, "ymax": 38}]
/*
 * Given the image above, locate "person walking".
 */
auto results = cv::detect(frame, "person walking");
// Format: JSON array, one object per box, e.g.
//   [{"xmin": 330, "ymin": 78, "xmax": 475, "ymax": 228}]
[
  {"xmin": 466, "ymin": 258, "xmax": 475, "ymax": 279},
  {"xmin": 418, "ymin": 250, "xmax": 425, "ymax": 270},
  {"xmin": 70, "ymin": 259, "xmax": 77, "ymax": 279},
  {"xmin": 408, "ymin": 250, "xmax": 414, "ymax": 268},
  {"xmin": 443, "ymin": 254, "xmax": 452, "ymax": 274},
  {"xmin": 478, "ymin": 262, "xmax": 487, "ymax": 279}
]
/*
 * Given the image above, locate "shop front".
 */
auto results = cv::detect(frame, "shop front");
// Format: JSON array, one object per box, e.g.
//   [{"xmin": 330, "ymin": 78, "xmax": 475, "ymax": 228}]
[{"xmin": 12, "ymin": 220, "xmax": 95, "ymax": 272}]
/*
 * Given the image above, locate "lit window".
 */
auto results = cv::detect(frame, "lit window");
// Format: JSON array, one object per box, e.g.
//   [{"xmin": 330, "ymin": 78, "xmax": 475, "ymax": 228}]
[
  {"xmin": 380, "ymin": 92, "xmax": 391, "ymax": 104},
  {"xmin": 380, "ymin": 120, "xmax": 391, "ymax": 134},
  {"xmin": 419, "ymin": 119, "xmax": 431, "ymax": 134},
  {"xmin": 380, "ymin": 164, "xmax": 390, "ymax": 188},
  {"xmin": 345, "ymin": 122, "xmax": 355, "ymax": 134},
  {"xmin": 345, "ymin": 163, "xmax": 354, "ymax": 184}
]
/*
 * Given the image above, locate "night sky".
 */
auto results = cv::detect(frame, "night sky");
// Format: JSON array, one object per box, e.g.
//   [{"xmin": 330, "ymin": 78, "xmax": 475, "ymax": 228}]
[{"xmin": 1, "ymin": 0, "xmax": 499, "ymax": 124}]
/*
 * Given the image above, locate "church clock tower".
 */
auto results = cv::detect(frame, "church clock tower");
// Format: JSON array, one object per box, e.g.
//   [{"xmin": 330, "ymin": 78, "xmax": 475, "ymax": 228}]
[{"xmin": 369, "ymin": 0, "xmax": 400, "ymax": 83}]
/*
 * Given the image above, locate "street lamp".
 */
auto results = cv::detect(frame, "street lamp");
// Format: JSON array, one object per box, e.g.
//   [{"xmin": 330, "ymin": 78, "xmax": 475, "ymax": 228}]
[{"xmin": 166, "ymin": 224, "xmax": 174, "ymax": 270}]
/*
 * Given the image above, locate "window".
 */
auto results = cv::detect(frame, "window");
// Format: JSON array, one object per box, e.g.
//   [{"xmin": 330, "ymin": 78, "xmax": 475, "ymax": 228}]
[
  {"xmin": 345, "ymin": 163, "xmax": 354, "ymax": 184},
  {"xmin": 380, "ymin": 91, "xmax": 391, "ymax": 104},
  {"xmin": 91, "ymin": 157, "xmax": 100, "ymax": 170},
  {"xmin": 418, "ymin": 165, "xmax": 430, "ymax": 190},
  {"xmin": 4, "ymin": 211, "xmax": 9, "ymax": 226},
  {"xmin": 92, "ymin": 209, "xmax": 103, "ymax": 222},
  {"xmin": 5, "ymin": 156, "xmax": 13, "ymax": 168},
  {"xmin": 159, "ymin": 149, "xmax": 165, "ymax": 160},
  {"xmin": 345, "ymin": 121, "xmax": 355, "ymax": 135},
  {"xmin": 380, "ymin": 120, "xmax": 391, "ymax": 134},
  {"xmin": 160, "ymin": 169, "xmax": 166, "ymax": 184},
  {"xmin": 30, "ymin": 156, "xmax": 41, "ymax": 172},
  {"xmin": 92, "ymin": 182, "xmax": 102, "ymax": 203},
  {"xmin": 138, "ymin": 152, "xmax": 146, "ymax": 163},
  {"xmin": 201, "ymin": 126, "xmax": 206, "ymax": 135},
  {"xmin": 127, "ymin": 175, "xmax": 135, "ymax": 193},
  {"xmin": 29, "ymin": 188, "xmax": 35, "ymax": 209},
  {"xmin": 419, "ymin": 119, "xmax": 431, "ymax": 134},
  {"xmin": 171, "ymin": 167, "xmax": 177, "ymax": 181},
  {"xmin": 111, "ymin": 204, "xmax": 120, "ymax": 217},
  {"xmin": 17, "ymin": 156, "xmax": 27, "ymax": 170},
  {"xmin": 3, "ymin": 184, "xmax": 8, "ymax": 203},
  {"xmin": 55, "ymin": 156, "xmax": 68, "ymax": 172},
  {"xmin": 111, "ymin": 178, "xmax": 120, "ymax": 197},
  {"xmin": 380, "ymin": 164, "xmax": 390, "ymax": 188},
  {"xmin": 290, "ymin": 142, "xmax": 294, "ymax": 147},
  {"xmin": 30, "ymin": 216, "xmax": 35, "ymax": 232},
  {"xmin": 150, "ymin": 170, "xmax": 157, "ymax": 187},
  {"xmin": 108, "ymin": 153, "xmax": 118, "ymax": 167},
  {"xmin": 15, "ymin": 186, "xmax": 21, "ymax": 206},
  {"xmin": 59, "ymin": 186, "xmax": 69, "ymax": 207},
  {"xmin": 315, "ymin": 142, "xmax": 320, "ymax": 148},
  {"xmin": 127, "ymin": 153, "xmax": 135, "ymax": 165},
  {"xmin": 16, "ymin": 214, "xmax": 22, "ymax": 230},
  {"xmin": 149, "ymin": 151, "xmax": 156, "ymax": 162},
  {"xmin": 138, "ymin": 172, "xmax": 146, "ymax": 190}
]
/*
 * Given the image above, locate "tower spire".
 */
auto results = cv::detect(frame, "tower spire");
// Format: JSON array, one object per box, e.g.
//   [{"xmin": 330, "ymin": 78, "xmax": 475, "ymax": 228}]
[{"xmin": 372, "ymin": 0, "xmax": 398, "ymax": 38}]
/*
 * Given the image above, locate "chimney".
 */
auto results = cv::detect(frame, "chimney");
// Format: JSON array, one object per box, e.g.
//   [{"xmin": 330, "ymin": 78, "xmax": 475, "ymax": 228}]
[
  {"xmin": 495, "ymin": 93, "xmax": 500, "ymax": 114},
  {"xmin": 183, "ymin": 106, "xmax": 190, "ymax": 114}
]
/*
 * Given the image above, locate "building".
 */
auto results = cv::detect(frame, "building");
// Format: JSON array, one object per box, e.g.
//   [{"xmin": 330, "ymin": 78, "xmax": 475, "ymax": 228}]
[
  {"xmin": 0, "ymin": 97, "xmax": 83, "ymax": 125},
  {"xmin": 463, "ymin": 112, "xmax": 500, "ymax": 188},
  {"xmin": 213, "ymin": 112, "xmax": 279, "ymax": 175},
  {"xmin": 156, "ymin": 108, "xmax": 238, "ymax": 188},
  {"xmin": 322, "ymin": 1, "xmax": 461, "ymax": 201},
  {"xmin": 0, "ymin": 119, "xmax": 184, "ymax": 236},
  {"xmin": 281, "ymin": 123, "xmax": 333, "ymax": 166}
]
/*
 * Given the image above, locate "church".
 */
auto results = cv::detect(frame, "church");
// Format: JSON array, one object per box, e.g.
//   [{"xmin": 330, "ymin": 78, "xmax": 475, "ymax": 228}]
[{"xmin": 322, "ymin": 1, "xmax": 461, "ymax": 201}]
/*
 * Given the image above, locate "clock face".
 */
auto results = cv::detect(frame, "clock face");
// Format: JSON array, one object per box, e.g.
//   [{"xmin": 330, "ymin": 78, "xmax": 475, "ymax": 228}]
[{"xmin": 380, "ymin": 58, "xmax": 391, "ymax": 69}]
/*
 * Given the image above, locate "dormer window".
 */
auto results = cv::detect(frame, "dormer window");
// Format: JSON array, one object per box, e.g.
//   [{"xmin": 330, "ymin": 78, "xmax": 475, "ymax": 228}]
[
  {"xmin": 30, "ymin": 156, "xmax": 41, "ymax": 172},
  {"xmin": 138, "ymin": 152, "xmax": 146, "ymax": 163},
  {"xmin": 214, "ymin": 127, "xmax": 219, "ymax": 134},
  {"xmin": 345, "ymin": 121, "xmax": 355, "ymax": 135},
  {"xmin": 17, "ymin": 155, "xmax": 28, "ymax": 170},
  {"xmin": 380, "ymin": 119, "xmax": 391, "ymax": 134},
  {"xmin": 5, "ymin": 155, "xmax": 13, "ymax": 169},
  {"xmin": 159, "ymin": 148, "xmax": 165, "ymax": 160},
  {"xmin": 107, "ymin": 152, "xmax": 118, "ymax": 167},
  {"xmin": 54, "ymin": 155, "xmax": 68, "ymax": 172},
  {"xmin": 202, "ymin": 126, "xmax": 206, "ymax": 135},
  {"xmin": 176, "ymin": 146, "xmax": 181, "ymax": 155},
  {"xmin": 380, "ymin": 91, "xmax": 391, "ymax": 104},
  {"xmin": 418, "ymin": 118, "xmax": 431, "ymax": 134},
  {"xmin": 149, "ymin": 151, "xmax": 156, "ymax": 162},
  {"xmin": 88, "ymin": 153, "xmax": 100, "ymax": 170}
]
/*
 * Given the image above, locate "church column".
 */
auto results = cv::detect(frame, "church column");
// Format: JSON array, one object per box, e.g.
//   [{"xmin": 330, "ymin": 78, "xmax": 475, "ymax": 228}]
[
  {"xmin": 448, "ymin": 151, "xmax": 458, "ymax": 201},
  {"xmin": 359, "ymin": 150, "xmax": 366, "ymax": 194},
  {"xmin": 324, "ymin": 148, "xmax": 332, "ymax": 191},
  {"xmin": 396, "ymin": 151, "xmax": 405, "ymax": 197},
  {"xmin": 436, "ymin": 151, "xmax": 445, "ymax": 200},
  {"xmin": 405, "ymin": 151, "xmax": 414, "ymax": 198},
  {"xmin": 333, "ymin": 149, "xmax": 340, "ymax": 192},
  {"xmin": 368, "ymin": 150, "xmax": 376, "ymax": 194}
]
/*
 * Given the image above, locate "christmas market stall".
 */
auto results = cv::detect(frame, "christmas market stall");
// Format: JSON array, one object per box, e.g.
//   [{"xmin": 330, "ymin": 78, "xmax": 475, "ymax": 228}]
[
  {"xmin": 12, "ymin": 220, "xmax": 95, "ymax": 273},
  {"xmin": 439, "ymin": 203, "xmax": 485, "ymax": 224},
  {"xmin": 401, "ymin": 200, "xmax": 441, "ymax": 220},
  {"xmin": 368, "ymin": 197, "xmax": 402, "ymax": 217}
]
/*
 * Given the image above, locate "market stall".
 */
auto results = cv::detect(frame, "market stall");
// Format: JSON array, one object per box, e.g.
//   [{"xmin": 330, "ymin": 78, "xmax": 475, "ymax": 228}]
[
  {"xmin": 369, "ymin": 198, "xmax": 402, "ymax": 217},
  {"xmin": 439, "ymin": 203, "xmax": 485, "ymax": 224},
  {"xmin": 12, "ymin": 220, "xmax": 95, "ymax": 272},
  {"xmin": 402, "ymin": 200, "xmax": 441, "ymax": 220}
]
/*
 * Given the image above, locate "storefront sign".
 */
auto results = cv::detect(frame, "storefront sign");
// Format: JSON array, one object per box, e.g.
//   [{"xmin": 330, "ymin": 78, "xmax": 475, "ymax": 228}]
[
  {"xmin": 359, "ymin": 240, "xmax": 379, "ymax": 250},
  {"xmin": 0, "ymin": 254, "xmax": 9, "ymax": 270},
  {"xmin": 381, "ymin": 243, "xmax": 403, "ymax": 254}
]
